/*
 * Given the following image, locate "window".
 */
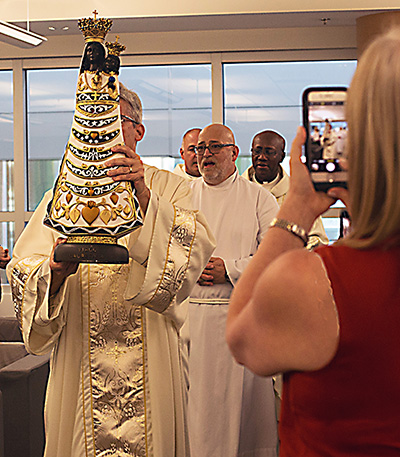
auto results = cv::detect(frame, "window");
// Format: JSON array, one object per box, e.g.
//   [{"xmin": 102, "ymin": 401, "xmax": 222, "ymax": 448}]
[
  {"xmin": 26, "ymin": 65, "xmax": 212, "ymax": 207},
  {"xmin": 224, "ymin": 60, "xmax": 357, "ymax": 241},
  {"xmin": 121, "ymin": 64, "xmax": 212, "ymax": 167},
  {"xmin": 224, "ymin": 60, "xmax": 357, "ymax": 173},
  {"xmin": 0, "ymin": 221, "xmax": 13, "ymax": 284},
  {"xmin": 27, "ymin": 68, "xmax": 79, "ymax": 210},
  {"xmin": 14, "ymin": 57, "xmax": 357, "ymax": 245},
  {"xmin": 0, "ymin": 70, "xmax": 14, "ymax": 281},
  {"xmin": 0, "ymin": 70, "xmax": 13, "ymax": 212}
]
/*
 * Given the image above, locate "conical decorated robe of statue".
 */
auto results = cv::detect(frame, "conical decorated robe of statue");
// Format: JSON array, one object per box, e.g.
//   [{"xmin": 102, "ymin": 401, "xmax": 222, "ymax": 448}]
[{"xmin": 43, "ymin": 14, "xmax": 142, "ymax": 263}]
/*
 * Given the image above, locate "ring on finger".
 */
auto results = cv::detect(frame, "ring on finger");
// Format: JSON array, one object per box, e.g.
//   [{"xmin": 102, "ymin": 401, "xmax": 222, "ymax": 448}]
[{"xmin": 129, "ymin": 165, "xmax": 133, "ymax": 173}]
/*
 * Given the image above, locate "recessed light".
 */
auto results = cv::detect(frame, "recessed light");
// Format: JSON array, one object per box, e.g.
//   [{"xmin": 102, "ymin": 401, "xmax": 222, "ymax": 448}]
[
  {"xmin": 62, "ymin": 26, "xmax": 69, "ymax": 31},
  {"xmin": 48, "ymin": 26, "xmax": 56, "ymax": 31}
]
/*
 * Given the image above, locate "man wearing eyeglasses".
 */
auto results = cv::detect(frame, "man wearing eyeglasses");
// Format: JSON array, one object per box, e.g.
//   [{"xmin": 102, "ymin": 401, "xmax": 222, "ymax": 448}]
[
  {"xmin": 187, "ymin": 123, "xmax": 279, "ymax": 457},
  {"xmin": 243, "ymin": 130, "xmax": 328, "ymax": 249},
  {"xmin": 8, "ymin": 83, "xmax": 215, "ymax": 457},
  {"xmin": 173, "ymin": 128, "xmax": 202, "ymax": 180}
]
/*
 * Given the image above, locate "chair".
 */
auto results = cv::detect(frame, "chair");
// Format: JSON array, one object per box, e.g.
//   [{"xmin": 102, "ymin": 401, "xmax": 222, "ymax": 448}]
[
  {"xmin": 0, "ymin": 317, "xmax": 50, "ymax": 457},
  {"xmin": 0, "ymin": 316, "xmax": 23, "ymax": 342}
]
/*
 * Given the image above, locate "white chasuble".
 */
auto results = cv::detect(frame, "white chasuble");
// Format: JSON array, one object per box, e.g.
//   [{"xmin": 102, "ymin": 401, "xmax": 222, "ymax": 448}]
[{"xmin": 8, "ymin": 165, "xmax": 215, "ymax": 457}]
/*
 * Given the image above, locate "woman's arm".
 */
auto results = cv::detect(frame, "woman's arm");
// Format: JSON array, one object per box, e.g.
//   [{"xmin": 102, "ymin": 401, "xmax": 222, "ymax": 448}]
[
  {"xmin": 227, "ymin": 248, "xmax": 339, "ymax": 376},
  {"xmin": 226, "ymin": 127, "xmax": 340, "ymax": 375}
]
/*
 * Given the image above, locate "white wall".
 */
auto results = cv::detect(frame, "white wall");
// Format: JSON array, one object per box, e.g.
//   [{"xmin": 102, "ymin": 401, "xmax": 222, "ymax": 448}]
[{"xmin": 3, "ymin": 0, "xmax": 400, "ymax": 21}]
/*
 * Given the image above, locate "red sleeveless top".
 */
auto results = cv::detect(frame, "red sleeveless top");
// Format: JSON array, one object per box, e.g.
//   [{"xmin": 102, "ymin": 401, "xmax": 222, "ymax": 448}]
[{"xmin": 279, "ymin": 243, "xmax": 400, "ymax": 457}]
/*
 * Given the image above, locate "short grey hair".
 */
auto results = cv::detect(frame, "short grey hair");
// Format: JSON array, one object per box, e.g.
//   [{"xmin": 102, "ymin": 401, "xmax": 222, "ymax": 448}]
[{"xmin": 119, "ymin": 82, "xmax": 143, "ymax": 124}]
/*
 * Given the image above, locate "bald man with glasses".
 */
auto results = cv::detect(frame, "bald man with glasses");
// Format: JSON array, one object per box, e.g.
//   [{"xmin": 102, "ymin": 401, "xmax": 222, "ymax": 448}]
[{"xmin": 186, "ymin": 123, "xmax": 279, "ymax": 457}]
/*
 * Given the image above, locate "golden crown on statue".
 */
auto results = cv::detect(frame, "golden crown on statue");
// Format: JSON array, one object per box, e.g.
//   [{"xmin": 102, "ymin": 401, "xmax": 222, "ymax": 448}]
[
  {"xmin": 78, "ymin": 10, "xmax": 112, "ymax": 42},
  {"xmin": 105, "ymin": 36, "xmax": 126, "ymax": 56}
]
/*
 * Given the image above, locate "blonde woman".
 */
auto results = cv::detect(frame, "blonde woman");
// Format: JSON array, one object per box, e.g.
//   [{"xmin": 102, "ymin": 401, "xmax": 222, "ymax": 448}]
[{"xmin": 226, "ymin": 29, "xmax": 400, "ymax": 457}]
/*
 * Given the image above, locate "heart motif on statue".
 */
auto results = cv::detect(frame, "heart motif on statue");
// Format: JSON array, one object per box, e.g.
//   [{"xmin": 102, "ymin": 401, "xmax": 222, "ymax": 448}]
[
  {"xmin": 110, "ymin": 192, "xmax": 119, "ymax": 205},
  {"xmin": 82, "ymin": 202, "xmax": 100, "ymax": 225},
  {"xmin": 100, "ymin": 209, "xmax": 112, "ymax": 225}
]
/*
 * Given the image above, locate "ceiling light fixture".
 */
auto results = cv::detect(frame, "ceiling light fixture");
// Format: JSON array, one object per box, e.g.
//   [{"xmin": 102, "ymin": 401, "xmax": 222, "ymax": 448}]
[{"xmin": 0, "ymin": 20, "xmax": 47, "ymax": 47}]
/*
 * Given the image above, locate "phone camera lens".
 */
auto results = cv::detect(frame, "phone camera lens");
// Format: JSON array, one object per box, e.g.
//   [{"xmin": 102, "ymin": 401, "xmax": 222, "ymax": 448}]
[{"xmin": 326, "ymin": 162, "xmax": 336, "ymax": 172}]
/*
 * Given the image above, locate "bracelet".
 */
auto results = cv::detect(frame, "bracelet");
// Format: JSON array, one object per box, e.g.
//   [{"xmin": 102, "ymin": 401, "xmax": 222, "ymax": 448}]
[{"xmin": 270, "ymin": 217, "xmax": 308, "ymax": 246}]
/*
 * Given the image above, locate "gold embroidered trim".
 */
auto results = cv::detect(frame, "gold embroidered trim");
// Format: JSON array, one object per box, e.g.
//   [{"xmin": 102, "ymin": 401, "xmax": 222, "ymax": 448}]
[
  {"xmin": 80, "ymin": 266, "xmax": 90, "ymax": 457},
  {"xmin": 87, "ymin": 264, "xmax": 145, "ymax": 455},
  {"xmin": 67, "ymin": 235, "xmax": 116, "ymax": 244},
  {"xmin": 87, "ymin": 265, "xmax": 96, "ymax": 449},
  {"xmin": 10, "ymin": 256, "xmax": 47, "ymax": 331},
  {"xmin": 141, "ymin": 307, "xmax": 149, "ymax": 456},
  {"xmin": 145, "ymin": 206, "xmax": 197, "ymax": 311}
]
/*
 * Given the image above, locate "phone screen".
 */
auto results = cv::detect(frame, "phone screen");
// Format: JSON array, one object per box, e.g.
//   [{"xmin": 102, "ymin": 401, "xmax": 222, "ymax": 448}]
[{"xmin": 303, "ymin": 87, "xmax": 348, "ymax": 191}]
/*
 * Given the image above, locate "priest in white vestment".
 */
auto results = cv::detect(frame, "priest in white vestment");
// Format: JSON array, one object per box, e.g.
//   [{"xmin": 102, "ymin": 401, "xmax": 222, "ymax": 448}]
[
  {"xmin": 173, "ymin": 128, "xmax": 201, "ymax": 181},
  {"xmin": 187, "ymin": 124, "xmax": 279, "ymax": 457},
  {"xmin": 7, "ymin": 85, "xmax": 215, "ymax": 457}
]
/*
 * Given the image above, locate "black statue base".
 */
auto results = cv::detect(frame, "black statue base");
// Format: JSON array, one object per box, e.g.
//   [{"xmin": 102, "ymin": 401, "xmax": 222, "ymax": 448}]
[{"xmin": 54, "ymin": 242, "xmax": 129, "ymax": 264}]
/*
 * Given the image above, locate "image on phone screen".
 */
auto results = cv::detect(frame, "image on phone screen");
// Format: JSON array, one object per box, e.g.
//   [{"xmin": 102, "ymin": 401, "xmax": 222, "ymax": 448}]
[
  {"xmin": 339, "ymin": 210, "xmax": 351, "ymax": 239},
  {"xmin": 303, "ymin": 87, "xmax": 348, "ymax": 191}
]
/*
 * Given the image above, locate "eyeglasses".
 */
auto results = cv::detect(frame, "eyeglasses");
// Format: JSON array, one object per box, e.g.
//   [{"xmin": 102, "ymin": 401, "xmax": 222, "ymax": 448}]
[
  {"xmin": 251, "ymin": 147, "xmax": 279, "ymax": 158},
  {"xmin": 195, "ymin": 143, "xmax": 235, "ymax": 156},
  {"xmin": 121, "ymin": 114, "xmax": 140, "ymax": 126}
]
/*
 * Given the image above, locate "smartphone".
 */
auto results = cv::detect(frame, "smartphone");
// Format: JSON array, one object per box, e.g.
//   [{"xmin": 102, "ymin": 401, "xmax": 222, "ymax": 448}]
[{"xmin": 302, "ymin": 87, "xmax": 348, "ymax": 192}]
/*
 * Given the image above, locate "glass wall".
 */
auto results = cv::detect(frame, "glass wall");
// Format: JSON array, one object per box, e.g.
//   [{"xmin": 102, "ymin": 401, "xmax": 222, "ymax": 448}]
[
  {"xmin": 0, "ymin": 71, "xmax": 14, "ymax": 212},
  {"xmin": 121, "ymin": 64, "xmax": 212, "ymax": 161},
  {"xmin": 224, "ymin": 60, "xmax": 357, "ymax": 174},
  {"xmin": 27, "ymin": 68, "xmax": 78, "ymax": 210},
  {"xmin": 8, "ymin": 57, "xmax": 358, "ymax": 247},
  {"xmin": 26, "ymin": 64, "xmax": 212, "ymax": 209},
  {"xmin": 224, "ymin": 60, "xmax": 357, "ymax": 241},
  {"xmin": 0, "ymin": 221, "xmax": 14, "ymax": 284}
]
